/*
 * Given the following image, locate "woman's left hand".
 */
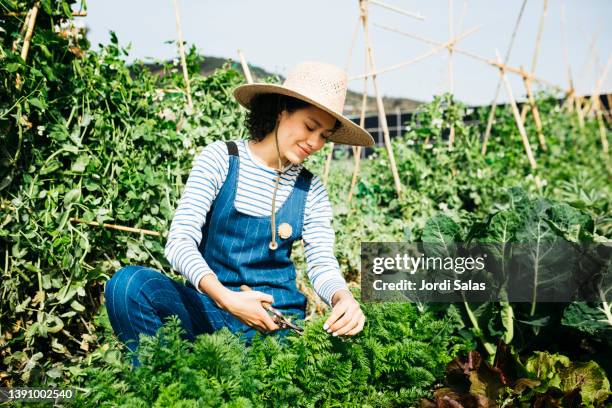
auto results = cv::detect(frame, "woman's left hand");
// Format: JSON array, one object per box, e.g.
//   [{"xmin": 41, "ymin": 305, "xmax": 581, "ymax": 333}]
[{"xmin": 323, "ymin": 290, "xmax": 365, "ymax": 337}]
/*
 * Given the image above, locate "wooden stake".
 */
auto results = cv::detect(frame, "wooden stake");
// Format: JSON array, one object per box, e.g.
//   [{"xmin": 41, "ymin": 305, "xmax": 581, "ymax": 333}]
[
  {"xmin": 369, "ymin": 0, "xmax": 425, "ymax": 20},
  {"xmin": 20, "ymin": 2, "xmax": 39, "ymax": 62},
  {"xmin": 481, "ymin": 0, "xmax": 528, "ymax": 155},
  {"xmin": 323, "ymin": 16, "xmax": 362, "ymax": 186},
  {"xmin": 560, "ymin": 4, "xmax": 579, "ymax": 126},
  {"xmin": 172, "ymin": 0, "xmax": 193, "ymax": 110},
  {"xmin": 522, "ymin": 71, "xmax": 547, "ymax": 151},
  {"xmin": 520, "ymin": 0, "xmax": 548, "ymax": 123},
  {"xmin": 322, "ymin": 142, "xmax": 334, "ymax": 184},
  {"xmin": 457, "ymin": 0, "xmax": 469, "ymax": 34},
  {"xmin": 530, "ymin": 0, "xmax": 548, "ymax": 75},
  {"xmin": 585, "ymin": 56, "xmax": 611, "ymax": 118},
  {"xmin": 596, "ymin": 107, "xmax": 609, "ymax": 154},
  {"xmin": 495, "ymin": 50, "xmax": 537, "ymax": 170},
  {"xmin": 360, "ymin": 0, "xmax": 401, "ymax": 197},
  {"xmin": 348, "ymin": 52, "xmax": 370, "ymax": 203},
  {"xmin": 237, "ymin": 49, "xmax": 254, "ymax": 84},
  {"xmin": 70, "ymin": 218, "xmax": 161, "ymax": 237},
  {"xmin": 577, "ymin": 29, "xmax": 600, "ymax": 89},
  {"xmin": 350, "ymin": 26, "xmax": 480, "ymax": 80},
  {"xmin": 605, "ymin": 94, "xmax": 612, "ymax": 124},
  {"xmin": 12, "ymin": 8, "xmax": 31, "ymax": 52},
  {"xmin": 373, "ymin": 23, "xmax": 562, "ymax": 91},
  {"xmin": 448, "ymin": 0, "xmax": 455, "ymax": 148}
]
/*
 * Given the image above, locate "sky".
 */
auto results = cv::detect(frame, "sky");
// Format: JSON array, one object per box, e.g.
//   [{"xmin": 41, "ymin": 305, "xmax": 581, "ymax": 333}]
[{"xmin": 81, "ymin": 0, "xmax": 611, "ymax": 106}]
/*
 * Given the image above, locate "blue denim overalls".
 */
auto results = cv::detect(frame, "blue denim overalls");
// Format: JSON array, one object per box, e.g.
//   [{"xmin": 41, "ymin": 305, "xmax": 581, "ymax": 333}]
[{"xmin": 105, "ymin": 141, "xmax": 312, "ymax": 366}]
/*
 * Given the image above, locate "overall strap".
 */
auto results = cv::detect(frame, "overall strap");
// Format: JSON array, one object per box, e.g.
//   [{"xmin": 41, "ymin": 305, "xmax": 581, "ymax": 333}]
[
  {"xmin": 225, "ymin": 141, "xmax": 239, "ymax": 157},
  {"xmin": 295, "ymin": 167, "xmax": 313, "ymax": 190}
]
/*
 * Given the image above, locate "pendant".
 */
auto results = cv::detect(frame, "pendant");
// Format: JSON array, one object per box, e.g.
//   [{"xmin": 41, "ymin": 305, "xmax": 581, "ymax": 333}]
[{"xmin": 278, "ymin": 223, "xmax": 292, "ymax": 240}]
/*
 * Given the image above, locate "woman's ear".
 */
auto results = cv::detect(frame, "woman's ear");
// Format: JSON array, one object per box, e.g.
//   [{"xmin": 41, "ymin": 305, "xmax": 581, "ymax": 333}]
[{"xmin": 276, "ymin": 110, "xmax": 289, "ymax": 128}]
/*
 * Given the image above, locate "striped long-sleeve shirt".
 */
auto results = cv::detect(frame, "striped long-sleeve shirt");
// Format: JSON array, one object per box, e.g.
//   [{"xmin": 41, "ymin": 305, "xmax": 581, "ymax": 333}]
[{"xmin": 164, "ymin": 139, "xmax": 349, "ymax": 306}]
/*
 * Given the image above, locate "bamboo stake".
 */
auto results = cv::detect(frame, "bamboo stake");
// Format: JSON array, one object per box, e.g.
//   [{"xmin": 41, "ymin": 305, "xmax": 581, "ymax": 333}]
[
  {"xmin": 481, "ymin": 0, "xmax": 528, "ymax": 155},
  {"xmin": 345, "ymin": 15, "xmax": 361, "ymax": 72},
  {"xmin": 360, "ymin": 0, "xmax": 401, "ymax": 196},
  {"xmin": 605, "ymin": 93, "xmax": 612, "ymax": 124},
  {"xmin": 350, "ymin": 25, "xmax": 480, "ymax": 81},
  {"xmin": 172, "ymin": 0, "xmax": 193, "ymax": 110},
  {"xmin": 348, "ymin": 52, "xmax": 370, "ymax": 203},
  {"xmin": 520, "ymin": 0, "xmax": 548, "ymax": 123},
  {"xmin": 577, "ymin": 30, "xmax": 600, "ymax": 91},
  {"xmin": 560, "ymin": 4, "xmax": 578, "ymax": 125},
  {"xmin": 596, "ymin": 107, "xmax": 609, "ymax": 154},
  {"xmin": 521, "ymin": 66, "xmax": 547, "ymax": 151},
  {"xmin": 372, "ymin": 23, "xmax": 563, "ymax": 91},
  {"xmin": 20, "ymin": 2, "xmax": 39, "ymax": 62},
  {"xmin": 448, "ymin": 0, "xmax": 455, "ymax": 148},
  {"xmin": 369, "ymin": 0, "xmax": 425, "ymax": 21},
  {"xmin": 585, "ymin": 56, "xmax": 611, "ymax": 118},
  {"xmin": 495, "ymin": 50, "xmax": 537, "ymax": 171},
  {"xmin": 573, "ymin": 87, "xmax": 585, "ymax": 128},
  {"xmin": 70, "ymin": 218, "xmax": 161, "ymax": 237},
  {"xmin": 322, "ymin": 139, "xmax": 334, "ymax": 184},
  {"xmin": 323, "ymin": 15, "xmax": 362, "ymax": 185},
  {"xmin": 11, "ymin": 8, "xmax": 31, "ymax": 52},
  {"xmin": 457, "ymin": 0, "xmax": 469, "ymax": 34},
  {"xmin": 237, "ymin": 49, "xmax": 254, "ymax": 84},
  {"xmin": 530, "ymin": 0, "xmax": 547, "ymax": 77}
]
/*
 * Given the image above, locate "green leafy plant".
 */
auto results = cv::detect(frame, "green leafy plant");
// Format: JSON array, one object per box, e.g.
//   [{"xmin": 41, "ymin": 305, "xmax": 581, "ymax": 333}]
[
  {"xmin": 421, "ymin": 341, "xmax": 611, "ymax": 407},
  {"xmin": 62, "ymin": 301, "xmax": 473, "ymax": 407}
]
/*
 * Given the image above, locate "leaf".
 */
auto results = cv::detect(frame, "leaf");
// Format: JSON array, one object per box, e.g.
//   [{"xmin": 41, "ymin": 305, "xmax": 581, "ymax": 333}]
[
  {"xmin": 423, "ymin": 215, "xmax": 462, "ymax": 244},
  {"xmin": 545, "ymin": 203, "xmax": 594, "ymax": 243},
  {"xmin": 51, "ymin": 337, "xmax": 68, "ymax": 354},
  {"xmin": 5, "ymin": 63, "xmax": 21, "ymax": 72},
  {"xmin": 29, "ymin": 98, "xmax": 47, "ymax": 111},
  {"xmin": 56, "ymin": 285, "xmax": 77, "ymax": 304},
  {"xmin": 70, "ymin": 300, "xmax": 85, "ymax": 312},
  {"xmin": 561, "ymin": 302, "xmax": 612, "ymax": 343},
  {"xmin": 62, "ymin": 1, "xmax": 72, "ymax": 17},
  {"xmin": 39, "ymin": 160, "xmax": 62, "ymax": 175},
  {"xmin": 71, "ymin": 155, "xmax": 90, "ymax": 173},
  {"xmin": 45, "ymin": 367, "xmax": 63, "ymax": 379},
  {"xmin": 499, "ymin": 302, "xmax": 514, "ymax": 344},
  {"xmin": 11, "ymin": 242, "xmax": 27, "ymax": 258},
  {"xmin": 63, "ymin": 188, "xmax": 81, "ymax": 208},
  {"xmin": 46, "ymin": 315, "xmax": 64, "ymax": 334},
  {"xmin": 561, "ymin": 361, "xmax": 611, "ymax": 407},
  {"xmin": 56, "ymin": 209, "xmax": 71, "ymax": 233},
  {"xmin": 422, "ymin": 215, "xmax": 462, "ymax": 267},
  {"xmin": 15, "ymin": 296, "xmax": 32, "ymax": 313},
  {"xmin": 524, "ymin": 351, "xmax": 570, "ymax": 389}
]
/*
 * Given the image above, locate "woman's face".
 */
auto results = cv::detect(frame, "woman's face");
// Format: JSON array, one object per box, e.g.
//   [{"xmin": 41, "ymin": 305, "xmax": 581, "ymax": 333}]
[{"xmin": 276, "ymin": 104, "xmax": 336, "ymax": 164}]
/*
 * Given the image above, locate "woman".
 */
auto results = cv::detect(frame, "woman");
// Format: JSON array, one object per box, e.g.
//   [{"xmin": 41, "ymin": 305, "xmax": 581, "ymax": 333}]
[{"xmin": 105, "ymin": 61, "xmax": 375, "ymax": 366}]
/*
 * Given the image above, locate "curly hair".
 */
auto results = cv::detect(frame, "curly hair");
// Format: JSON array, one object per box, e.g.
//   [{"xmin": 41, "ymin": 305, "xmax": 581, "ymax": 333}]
[{"xmin": 245, "ymin": 93, "xmax": 340, "ymax": 141}]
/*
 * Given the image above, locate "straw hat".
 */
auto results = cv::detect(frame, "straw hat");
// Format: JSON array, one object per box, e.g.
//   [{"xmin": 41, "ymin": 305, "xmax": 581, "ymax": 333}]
[{"xmin": 233, "ymin": 61, "xmax": 375, "ymax": 147}]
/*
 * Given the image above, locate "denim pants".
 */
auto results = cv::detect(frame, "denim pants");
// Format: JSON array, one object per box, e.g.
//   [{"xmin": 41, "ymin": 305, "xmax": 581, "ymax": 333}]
[
  {"xmin": 104, "ymin": 265, "xmax": 293, "ymax": 367},
  {"xmin": 106, "ymin": 141, "xmax": 311, "ymax": 367}
]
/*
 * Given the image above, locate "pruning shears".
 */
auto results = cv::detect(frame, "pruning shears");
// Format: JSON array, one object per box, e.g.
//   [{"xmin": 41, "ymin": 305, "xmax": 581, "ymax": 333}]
[{"xmin": 240, "ymin": 285, "xmax": 304, "ymax": 335}]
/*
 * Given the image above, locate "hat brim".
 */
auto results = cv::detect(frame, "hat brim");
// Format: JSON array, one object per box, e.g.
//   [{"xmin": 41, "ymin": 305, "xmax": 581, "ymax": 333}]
[{"xmin": 233, "ymin": 84, "xmax": 375, "ymax": 147}]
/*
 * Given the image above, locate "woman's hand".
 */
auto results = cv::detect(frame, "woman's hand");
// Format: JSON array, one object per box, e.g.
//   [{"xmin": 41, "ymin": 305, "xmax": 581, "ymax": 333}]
[
  {"xmin": 323, "ymin": 289, "xmax": 365, "ymax": 337},
  {"xmin": 220, "ymin": 287, "xmax": 280, "ymax": 333}
]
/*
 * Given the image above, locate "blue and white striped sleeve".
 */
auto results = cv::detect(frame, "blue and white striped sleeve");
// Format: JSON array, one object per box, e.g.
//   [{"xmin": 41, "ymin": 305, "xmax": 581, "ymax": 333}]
[
  {"xmin": 164, "ymin": 140, "xmax": 229, "ymax": 294},
  {"xmin": 302, "ymin": 175, "xmax": 351, "ymax": 307}
]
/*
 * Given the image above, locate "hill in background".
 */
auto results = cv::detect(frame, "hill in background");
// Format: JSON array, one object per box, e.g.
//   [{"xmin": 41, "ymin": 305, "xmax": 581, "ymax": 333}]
[{"xmin": 144, "ymin": 55, "xmax": 423, "ymax": 116}]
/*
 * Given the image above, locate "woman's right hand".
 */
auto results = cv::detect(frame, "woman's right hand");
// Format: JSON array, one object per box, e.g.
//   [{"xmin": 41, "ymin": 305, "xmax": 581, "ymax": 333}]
[{"xmin": 220, "ymin": 289, "xmax": 280, "ymax": 333}]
